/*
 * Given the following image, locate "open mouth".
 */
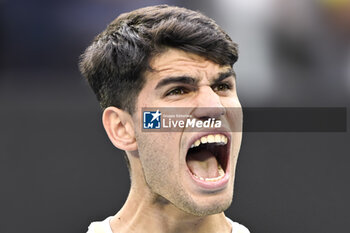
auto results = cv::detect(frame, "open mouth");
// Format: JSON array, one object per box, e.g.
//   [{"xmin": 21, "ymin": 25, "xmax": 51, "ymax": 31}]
[{"xmin": 186, "ymin": 134, "xmax": 229, "ymax": 186}]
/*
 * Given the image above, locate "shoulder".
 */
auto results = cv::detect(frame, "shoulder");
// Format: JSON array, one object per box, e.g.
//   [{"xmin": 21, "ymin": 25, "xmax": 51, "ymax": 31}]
[
  {"xmin": 86, "ymin": 216, "xmax": 114, "ymax": 233},
  {"xmin": 226, "ymin": 217, "xmax": 250, "ymax": 233}
]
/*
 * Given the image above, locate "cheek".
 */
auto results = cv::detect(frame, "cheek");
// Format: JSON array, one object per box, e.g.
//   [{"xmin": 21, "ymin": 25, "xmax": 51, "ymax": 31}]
[
  {"xmin": 136, "ymin": 133, "xmax": 180, "ymax": 178},
  {"xmin": 232, "ymin": 132, "xmax": 242, "ymax": 155}
]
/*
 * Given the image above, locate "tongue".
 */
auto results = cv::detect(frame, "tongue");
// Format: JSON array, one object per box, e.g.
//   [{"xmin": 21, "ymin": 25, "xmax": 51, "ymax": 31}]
[{"xmin": 186, "ymin": 149, "xmax": 219, "ymax": 179}]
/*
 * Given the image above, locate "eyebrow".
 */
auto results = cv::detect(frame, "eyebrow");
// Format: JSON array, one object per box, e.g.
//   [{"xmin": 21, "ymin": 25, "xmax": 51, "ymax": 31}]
[
  {"xmin": 212, "ymin": 69, "xmax": 235, "ymax": 85},
  {"xmin": 154, "ymin": 69, "xmax": 235, "ymax": 90},
  {"xmin": 155, "ymin": 76, "xmax": 198, "ymax": 89}
]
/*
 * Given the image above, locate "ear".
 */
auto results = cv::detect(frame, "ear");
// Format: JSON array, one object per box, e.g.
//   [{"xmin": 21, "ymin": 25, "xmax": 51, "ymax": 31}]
[{"xmin": 102, "ymin": 106, "xmax": 137, "ymax": 151}]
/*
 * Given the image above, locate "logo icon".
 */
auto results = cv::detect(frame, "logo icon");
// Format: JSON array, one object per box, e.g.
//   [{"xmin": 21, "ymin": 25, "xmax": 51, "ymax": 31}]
[{"xmin": 143, "ymin": 110, "xmax": 161, "ymax": 129}]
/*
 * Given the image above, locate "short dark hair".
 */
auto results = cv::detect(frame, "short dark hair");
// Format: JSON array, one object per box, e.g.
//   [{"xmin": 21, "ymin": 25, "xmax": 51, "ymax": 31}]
[{"xmin": 79, "ymin": 5, "xmax": 238, "ymax": 114}]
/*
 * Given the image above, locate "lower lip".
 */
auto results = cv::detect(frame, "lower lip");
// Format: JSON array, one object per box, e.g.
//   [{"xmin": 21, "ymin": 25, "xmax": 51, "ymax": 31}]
[{"xmin": 187, "ymin": 168, "xmax": 230, "ymax": 191}]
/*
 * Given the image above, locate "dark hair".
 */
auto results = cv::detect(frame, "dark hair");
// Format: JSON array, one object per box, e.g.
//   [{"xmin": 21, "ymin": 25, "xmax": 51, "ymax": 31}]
[{"xmin": 79, "ymin": 5, "xmax": 238, "ymax": 114}]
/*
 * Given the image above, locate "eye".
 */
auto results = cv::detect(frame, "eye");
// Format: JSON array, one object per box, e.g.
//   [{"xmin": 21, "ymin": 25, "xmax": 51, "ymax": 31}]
[
  {"xmin": 165, "ymin": 87, "xmax": 189, "ymax": 96},
  {"xmin": 212, "ymin": 83, "xmax": 232, "ymax": 92}
]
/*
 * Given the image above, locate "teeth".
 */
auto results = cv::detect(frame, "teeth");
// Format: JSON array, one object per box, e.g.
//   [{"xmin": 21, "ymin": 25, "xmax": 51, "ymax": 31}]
[
  {"xmin": 190, "ymin": 164, "xmax": 225, "ymax": 182},
  {"xmin": 218, "ymin": 164, "xmax": 225, "ymax": 176},
  {"xmin": 190, "ymin": 134, "xmax": 228, "ymax": 148},
  {"xmin": 215, "ymin": 134, "xmax": 221, "ymax": 143},
  {"xmin": 194, "ymin": 140, "xmax": 200, "ymax": 147},
  {"xmin": 207, "ymin": 135, "xmax": 215, "ymax": 143},
  {"xmin": 223, "ymin": 136, "xmax": 227, "ymax": 144},
  {"xmin": 200, "ymin": 136, "xmax": 208, "ymax": 144}
]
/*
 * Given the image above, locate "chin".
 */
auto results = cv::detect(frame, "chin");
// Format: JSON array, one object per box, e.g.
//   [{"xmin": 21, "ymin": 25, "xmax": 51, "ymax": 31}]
[
  {"xmin": 176, "ymin": 191, "xmax": 234, "ymax": 217},
  {"xmin": 186, "ymin": 199, "xmax": 232, "ymax": 217}
]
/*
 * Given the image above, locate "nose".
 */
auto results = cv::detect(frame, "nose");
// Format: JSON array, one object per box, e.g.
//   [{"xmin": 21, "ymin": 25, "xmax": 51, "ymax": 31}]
[{"xmin": 191, "ymin": 86, "xmax": 226, "ymax": 120}]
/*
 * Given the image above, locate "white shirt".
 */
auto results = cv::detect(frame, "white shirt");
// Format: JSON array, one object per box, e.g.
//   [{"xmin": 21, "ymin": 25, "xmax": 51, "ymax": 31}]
[{"xmin": 87, "ymin": 216, "xmax": 250, "ymax": 233}]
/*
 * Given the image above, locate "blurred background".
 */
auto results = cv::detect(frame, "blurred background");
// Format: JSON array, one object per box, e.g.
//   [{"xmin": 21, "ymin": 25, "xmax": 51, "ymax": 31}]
[{"xmin": 1, "ymin": 0, "xmax": 349, "ymax": 232}]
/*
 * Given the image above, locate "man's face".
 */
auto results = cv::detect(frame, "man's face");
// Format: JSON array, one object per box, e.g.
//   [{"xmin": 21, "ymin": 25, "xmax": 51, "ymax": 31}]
[{"xmin": 132, "ymin": 49, "xmax": 242, "ymax": 216}]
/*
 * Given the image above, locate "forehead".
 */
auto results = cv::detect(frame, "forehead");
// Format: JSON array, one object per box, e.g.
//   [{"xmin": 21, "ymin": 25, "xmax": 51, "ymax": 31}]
[{"xmin": 146, "ymin": 49, "xmax": 231, "ymax": 81}]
